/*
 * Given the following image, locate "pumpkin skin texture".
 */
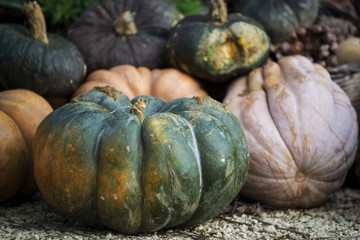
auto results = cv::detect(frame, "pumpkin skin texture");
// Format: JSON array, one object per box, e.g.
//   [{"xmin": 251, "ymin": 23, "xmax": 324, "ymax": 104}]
[
  {"xmin": 166, "ymin": 0, "xmax": 270, "ymax": 83},
  {"xmin": 72, "ymin": 65, "xmax": 208, "ymax": 101},
  {"xmin": 0, "ymin": 24, "xmax": 86, "ymax": 97},
  {"xmin": 33, "ymin": 87, "xmax": 249, "ymax": 233},
  {"xmin": 0, "ymin": 89, "xmax": 53, "ymax": 203},
  {"xmin": 0, "ymin": 111, "xmax": 27, "ymax": 203},
  {"xmin": 223, "ymin": 55, "xmax": 358, "ymax": 208},
  {"xmin": 231, "ymin": 0, "xmax": 320, "ymax": 43},
  {"xmin": 0, "ymin": 0, "xmax": 86, "ymax": 99},
  {"xmin": 67, "ymin": 0, "xmax": 181, "ymax": 74}
]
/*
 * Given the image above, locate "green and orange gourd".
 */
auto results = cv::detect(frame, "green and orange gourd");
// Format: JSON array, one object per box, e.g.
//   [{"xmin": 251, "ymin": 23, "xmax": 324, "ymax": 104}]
[
  {"xmin": 166, "ymin": 0, "xmax": 270, "ymax": 82},
  {"xmin": 33, "ymin": 86, "xmax": 249, "ymax": 233}
]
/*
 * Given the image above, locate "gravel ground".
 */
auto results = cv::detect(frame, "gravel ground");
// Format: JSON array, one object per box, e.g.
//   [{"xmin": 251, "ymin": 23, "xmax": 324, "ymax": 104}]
[{"xmin": 1, "ymin": 187, "xmax": 360, "ymax": 240}]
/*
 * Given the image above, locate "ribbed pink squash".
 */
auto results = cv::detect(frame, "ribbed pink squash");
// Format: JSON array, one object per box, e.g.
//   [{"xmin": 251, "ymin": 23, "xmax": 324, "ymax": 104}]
[{"xmin": 223, "ymin": 55, "xmax": 358, "ymax": 208}]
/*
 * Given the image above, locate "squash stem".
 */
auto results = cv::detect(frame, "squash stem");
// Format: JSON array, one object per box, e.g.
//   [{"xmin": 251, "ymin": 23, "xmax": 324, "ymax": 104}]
[
  {"xmin": 263, "ymin": 61, "xmax": 281, "ymax": 90},
  {"xmin": 114, "ymin": 11, "xmax": 138, "ymax": 35},
  {"xmin": 131, "ymin": 98, "xmax": 146, "ymax": 123},
  {"xmin": 248, "ymin": 68, "xmax": 264, "ymax": 92},
  {"xmin": 208, "ymin": 0, "xmax": 227, "ymax": 24},
  {"xmin": 22, "ymin": 1, "xmax": 49, "ymax": 45}
]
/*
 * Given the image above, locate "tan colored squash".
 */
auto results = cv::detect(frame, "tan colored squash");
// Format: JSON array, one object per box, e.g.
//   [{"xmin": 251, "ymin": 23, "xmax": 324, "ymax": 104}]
[
  {"xmin": 223, "ymin": 55, "xmax": 358, "ymax": 208},
  {"xmin": 0, "ymin": 89, "xmax": 53, "ymax": 203},
  {"xmin": 337, "ymin": 37, "xmax": 360, "ymax": 65},
  {"xmin": 72, "ymin": 65, "xmax": 208, "ymax": 101}
]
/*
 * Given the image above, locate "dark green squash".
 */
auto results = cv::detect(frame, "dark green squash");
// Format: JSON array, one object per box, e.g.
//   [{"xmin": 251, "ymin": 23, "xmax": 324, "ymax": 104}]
[
  {"xmin": 166, "ymin": 0, "xmax": 270, "ymax": 83},
  {"xmin": 0, "ymin": 2, "xmax": 86, "ymax": 98},
  {"xmin": 230, "ymin": 0, "xmax": 320, "ymax": 43},
  {"xmin": 67, "ymin": 0, "xmax": 182, "ymax": 74},
  {"xmin": 33, "ymin": 86, "xmax": 249, "ymax": 233}
]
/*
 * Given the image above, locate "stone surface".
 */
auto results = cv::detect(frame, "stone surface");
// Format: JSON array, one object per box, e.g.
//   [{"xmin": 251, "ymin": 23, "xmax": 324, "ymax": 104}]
[{"xmin": 0, "ymin": 187, "xmax": 360, "ymax": 239}]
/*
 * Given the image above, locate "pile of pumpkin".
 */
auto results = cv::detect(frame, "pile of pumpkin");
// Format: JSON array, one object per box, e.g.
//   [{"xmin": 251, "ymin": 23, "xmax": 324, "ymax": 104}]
[{"xmin": 0, "ymin": 0, "xmax": 358, "ymax": 234}]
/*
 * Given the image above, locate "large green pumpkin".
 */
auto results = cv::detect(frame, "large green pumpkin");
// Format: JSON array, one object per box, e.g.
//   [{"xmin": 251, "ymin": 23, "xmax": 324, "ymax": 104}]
[
  {"xmin": 166, "ymin": 0, "xmax": 270, "ymax": 83},
  {"xmin": 33, "ymin": 86, "xmax": 249, "ymax": 233},
  {"xmin": 0, "ymin": 2, "xmax": 86, "ymax": 98}
]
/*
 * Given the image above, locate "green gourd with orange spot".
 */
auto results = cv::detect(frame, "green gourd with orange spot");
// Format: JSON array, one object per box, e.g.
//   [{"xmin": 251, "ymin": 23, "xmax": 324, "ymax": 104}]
[
  {"xmin": 166, "ymin": 0, "xmax": 270, "ymax": 83},
  {"xmin": 33, "ymin": 86, "xmax": 249, "ymax": 233}
]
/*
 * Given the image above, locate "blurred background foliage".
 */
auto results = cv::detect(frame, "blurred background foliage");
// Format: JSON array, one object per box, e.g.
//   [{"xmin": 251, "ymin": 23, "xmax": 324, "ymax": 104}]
[
  {"xmin": 169, "ymin": 0, "xmax": 203, "ymax": 16},
  {"xmin": 0, "ymin": 0, "xmax": 100, "ymax": 35},
  {"xmin": 0, "ymin": 0, "xmax": 205, "ymax": 35},
  {"xmin": 37, "ymin": 0, "xmax": 100, "ymax": 34}
]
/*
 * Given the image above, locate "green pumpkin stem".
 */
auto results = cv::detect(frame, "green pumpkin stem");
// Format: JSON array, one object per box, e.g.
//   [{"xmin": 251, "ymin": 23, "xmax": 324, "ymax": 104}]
[
  {"xmin": 208, "ymin": 0, "xmax": 227, "ymax": 24},
  {"xmin": 114, "ymin": 11, "xmax": 138, "ymax": 35},
  {"xmin": 131, "ymin": 97, "xmax": 146, "ymax": 123},
  {"xmin": 22, "ymin": 1, "xmax": 49, "ymax": 45}
]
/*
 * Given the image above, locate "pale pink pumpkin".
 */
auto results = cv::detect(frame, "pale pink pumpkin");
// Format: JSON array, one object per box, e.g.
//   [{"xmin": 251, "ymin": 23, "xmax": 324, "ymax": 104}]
[{"xmin": 223, "ymin": 55, "xmax": 358, "ymax": 208}]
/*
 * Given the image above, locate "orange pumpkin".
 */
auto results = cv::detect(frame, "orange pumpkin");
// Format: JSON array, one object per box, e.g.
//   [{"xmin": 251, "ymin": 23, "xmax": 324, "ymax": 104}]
[
  {"xmin": 0, "ymin": 89, "xmax": 53, "ymax": 203},
  {"xmin": 72, "ymin": 65, "xmax": 208, "ymax": 101}
]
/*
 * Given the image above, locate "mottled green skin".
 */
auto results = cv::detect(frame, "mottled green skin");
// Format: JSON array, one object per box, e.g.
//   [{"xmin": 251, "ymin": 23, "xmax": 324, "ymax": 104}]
[
  {"xmin": 231, "ymin": 0, "xmax": 319, "ymax": 43},
  {"xmin": 0, "ymin": 24, "xmax": 86, "ymax": 97},
  {"xmin": 165, "ymin": 14, "xmax": 270, "ymax": 83},
  {"xmin": 33, "ymin": 88, "xmax": 249, "ymax": 233}
]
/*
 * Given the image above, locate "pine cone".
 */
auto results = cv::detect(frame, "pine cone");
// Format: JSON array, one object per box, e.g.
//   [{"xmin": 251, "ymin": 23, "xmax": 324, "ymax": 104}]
[{"xmin": 271, "ymin": 15, "xmax": 357, "ymax": 68}]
